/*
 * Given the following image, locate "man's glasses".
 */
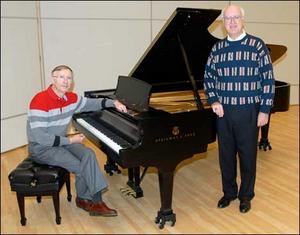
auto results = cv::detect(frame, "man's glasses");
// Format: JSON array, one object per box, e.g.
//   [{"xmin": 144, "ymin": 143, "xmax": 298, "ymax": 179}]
[
  {"xmin": 223, "ymin": 15, "xmax": 242, "ymax": 22},
  {"xmin": 53, "ymin": 75, "xmax": 73, "ymax": 81}
]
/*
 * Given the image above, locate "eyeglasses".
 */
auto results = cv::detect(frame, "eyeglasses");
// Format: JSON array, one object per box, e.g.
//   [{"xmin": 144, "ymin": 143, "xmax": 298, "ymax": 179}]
[
  {"xmin": 223, "ymin": 15, "xmax": 242, "ymax": 22},
  {"xmin": 53, "ymin": 75, "xmax": 73, "ymax": 81}
]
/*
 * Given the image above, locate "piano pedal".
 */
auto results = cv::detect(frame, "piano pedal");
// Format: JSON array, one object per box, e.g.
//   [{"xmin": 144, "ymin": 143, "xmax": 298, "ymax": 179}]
[{"xmin": 120, "ymin": 187, "xmax": 136, "ymax": 197}]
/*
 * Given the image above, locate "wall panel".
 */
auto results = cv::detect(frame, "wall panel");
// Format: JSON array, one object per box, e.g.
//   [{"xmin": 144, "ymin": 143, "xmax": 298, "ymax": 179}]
[
  {"xmin": 40, "ymin": 1, "xmax": 150, "ymax": 19},
  {"xmin": 1, "ymin": 18, "xmax": 42, "ymax": 118},
  {"xmin": 151, "ymin": 1, "xmax": 227, "ymax": 19},
  {"xmin": 232, "ymin": 1, "xmax": 299, "ymax": 24},
  {"xmin": 1, "ymin": 2, "xmax": 41, "ymax": 153},
  {"xmin": 41, "ymin": 19, "xmax": 151, "ymax": 95},
  {"xmin": 1, "ymin": 116, "xmax": 28, "ymax": 152},
  {"xmin": 1, "ymin": 1, "xmax": 37, "ymax": 17}
]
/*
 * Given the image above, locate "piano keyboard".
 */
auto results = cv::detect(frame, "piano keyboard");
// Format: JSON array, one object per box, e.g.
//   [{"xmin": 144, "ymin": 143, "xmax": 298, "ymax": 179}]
[{"xmin": 76, "ymin": 118, "xmax": 129, "ymax": 154}]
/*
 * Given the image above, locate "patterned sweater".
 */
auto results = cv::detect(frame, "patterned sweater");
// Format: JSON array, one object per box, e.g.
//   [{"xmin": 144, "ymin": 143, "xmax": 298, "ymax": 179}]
[
  {"xmin": 27, "ymin": 85, "xmax": 114, "ymax": 147},
  {"xmin": 204, "ymin": 34, "xmax": 275, "ymax": 113}
]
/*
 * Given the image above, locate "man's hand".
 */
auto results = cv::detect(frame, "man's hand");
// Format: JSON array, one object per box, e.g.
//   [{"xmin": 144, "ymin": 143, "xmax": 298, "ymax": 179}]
[
  {"xmin": 257, "ymin": 112, "xmax": 269, "ymax": 127},
  {"xmin": 211, "ymin": 102, "xmax": 224, "ymax": 118},
  {"xmin": 114, "ymin": 100, "xmax": 127, "ymax": 113},
  {"xmin": 69, "ymin": 133, "xmax": 85, "ymax": 144}
]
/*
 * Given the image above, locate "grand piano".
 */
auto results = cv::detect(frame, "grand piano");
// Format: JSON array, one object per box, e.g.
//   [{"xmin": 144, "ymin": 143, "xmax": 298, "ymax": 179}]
[{"xmin": 72, "ymin": 7, "xmax": 290, "ymax": 228}]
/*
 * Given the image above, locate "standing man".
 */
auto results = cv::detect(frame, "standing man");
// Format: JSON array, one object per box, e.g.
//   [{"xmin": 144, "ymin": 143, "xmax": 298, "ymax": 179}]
[
  {"xmin": 27, "ymin": 65, "xmax": 127, "ymax": 217},
  {"xmin": 204, "ymin": 5, "xmax": 275, "ymax": 213}
]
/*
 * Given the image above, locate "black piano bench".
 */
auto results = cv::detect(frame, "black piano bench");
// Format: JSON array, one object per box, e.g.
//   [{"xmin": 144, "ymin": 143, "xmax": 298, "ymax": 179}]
[{"xmin": 8, "ymin": 157, "xmax": 72, "ymax": 226}]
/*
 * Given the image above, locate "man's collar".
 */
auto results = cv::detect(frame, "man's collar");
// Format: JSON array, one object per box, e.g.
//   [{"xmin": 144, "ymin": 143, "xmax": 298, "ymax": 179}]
[
  {"xmin": 227, "ymin": 30, "xmax": 246, "ymax": 41},
  {"xmin": 47, "ymin": 85, "xmax": 68, "ymax": 101}
]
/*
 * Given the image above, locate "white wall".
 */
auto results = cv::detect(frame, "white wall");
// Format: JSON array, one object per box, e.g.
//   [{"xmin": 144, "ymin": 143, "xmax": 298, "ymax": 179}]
[
  {"xmin": 40, "ymin": 1, "xmax": 152, "ymax": 94},
  {"xmin": 1, "ymin": 1, "xmax": 299, "ymax": 153},
  {"xmin": 1, "ymin": 1, "xmax": 42, "ymax": 153}
]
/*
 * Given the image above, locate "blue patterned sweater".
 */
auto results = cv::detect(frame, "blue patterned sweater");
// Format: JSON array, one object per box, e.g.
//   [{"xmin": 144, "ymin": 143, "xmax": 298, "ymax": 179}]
[{"xmin": 204, "ymin": 34, "xmax": 275, "ymax": 113}]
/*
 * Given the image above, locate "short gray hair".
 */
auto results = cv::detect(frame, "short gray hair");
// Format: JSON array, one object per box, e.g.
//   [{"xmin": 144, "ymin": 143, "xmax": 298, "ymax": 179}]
[
  {"xmin": 51, "ymin": 65, "xmax": 73, "ymax": 76},
  {"xmin": 221, "ymin": 5, "xmax": 245, "ymax": 19}
]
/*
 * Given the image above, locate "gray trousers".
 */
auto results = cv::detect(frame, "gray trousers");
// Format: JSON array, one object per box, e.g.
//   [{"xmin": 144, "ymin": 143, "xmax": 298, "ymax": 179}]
[{"xmin": 28, "ymin": 142, "xmax": 108, "ymax": 200}]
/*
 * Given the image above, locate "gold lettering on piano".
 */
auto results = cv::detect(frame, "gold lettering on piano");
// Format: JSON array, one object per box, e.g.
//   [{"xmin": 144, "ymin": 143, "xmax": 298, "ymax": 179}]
[
  {"xmin": 155, "ymin": 129, "xmax": 196, "ymax": 143},
  {"xmin": 172, "ymin": 126, "xmax": 179, "ymax": 136},
  {"xmin": 150, "ymin": 90, "xmax": 206, "ymax": 143}
]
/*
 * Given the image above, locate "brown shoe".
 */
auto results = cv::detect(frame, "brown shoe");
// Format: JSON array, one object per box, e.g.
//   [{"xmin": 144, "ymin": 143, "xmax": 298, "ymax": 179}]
[
  {"xmin": 76, "ymin": 197, "xmax": 92, "ymax": 212},
  {"xmin": 89, "ymin": 202, "xmax": 118, "ymax": 217}
]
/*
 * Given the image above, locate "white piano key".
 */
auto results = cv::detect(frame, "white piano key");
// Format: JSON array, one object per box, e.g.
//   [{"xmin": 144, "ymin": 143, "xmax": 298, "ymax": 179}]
[{"xmin": 76, "ymin": 118, "xmax": 123, "ymax": 154}]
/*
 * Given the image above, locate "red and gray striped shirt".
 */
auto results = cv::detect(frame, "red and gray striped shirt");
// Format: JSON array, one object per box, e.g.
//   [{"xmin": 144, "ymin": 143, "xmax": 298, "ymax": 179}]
[{"xmin": 27, "ymin": 85, "xmax": 114, "ymax": 147}]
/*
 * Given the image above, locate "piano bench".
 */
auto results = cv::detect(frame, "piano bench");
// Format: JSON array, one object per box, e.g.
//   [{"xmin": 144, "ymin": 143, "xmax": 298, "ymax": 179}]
[{"xmin": 8, "ymin": 157, "xmax": 72, "ymax": 226}]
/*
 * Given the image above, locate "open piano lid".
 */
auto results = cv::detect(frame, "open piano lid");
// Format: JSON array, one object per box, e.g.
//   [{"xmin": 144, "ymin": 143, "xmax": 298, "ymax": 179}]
[{"xmin": 129, "ymin": 8, "xmax": 221, "ymax": 93}]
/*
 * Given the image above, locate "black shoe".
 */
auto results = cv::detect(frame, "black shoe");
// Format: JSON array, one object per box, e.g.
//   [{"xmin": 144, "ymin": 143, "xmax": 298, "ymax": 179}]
[
  {"xmin": 239, "ymin": 200, "xmax": 251, "ymax": 213},
  {"xmin": 217, "ymin": 196, "xmax": 237, "ymax": 208}
]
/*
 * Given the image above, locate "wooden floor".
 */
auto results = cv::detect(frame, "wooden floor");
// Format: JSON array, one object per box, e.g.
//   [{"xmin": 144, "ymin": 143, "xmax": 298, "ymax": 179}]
[{"xmin": 1, "ymin": 106, "xmax": 299, "ymax": 234}]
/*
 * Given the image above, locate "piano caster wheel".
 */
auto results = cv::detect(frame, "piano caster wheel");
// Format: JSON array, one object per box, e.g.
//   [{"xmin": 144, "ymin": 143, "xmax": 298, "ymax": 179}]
[
  {"xmin": 156, "ymin": 218, "xmax": 175, "ymax": 229},
  {"xmin": 20, "ymin": 217, "xmax": 27, "ymax": 226},
  {"xmin": 258, "ymin": 143, "xmax": 272, "ymax": 151},
  {"xmin": 262, "ymin": 145, "xmax": 272, "ymax": 151},
  {"xmin": 155, "ymin": 217, "xmax": 165, "ymax": 229},
  {"xmin": 159, "ymin": 222, "xmax": 165, "ymax": 229},
  {"xmin": 56, "ymin": 216, "xmax": 61, "ymax": 225},
  {"xmin": 155, "ymin": 210, "xmax": 176, "ymax": 229},
  {"xmin": 259, "ymin": 138, "xmax": 272, "ymax": 151}
]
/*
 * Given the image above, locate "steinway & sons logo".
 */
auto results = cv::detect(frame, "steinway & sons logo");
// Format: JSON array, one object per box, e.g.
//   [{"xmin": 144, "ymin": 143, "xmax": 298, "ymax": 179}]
[{"xmin": 155, "ymin": 126, "xmax": 195, "ymax": 143}]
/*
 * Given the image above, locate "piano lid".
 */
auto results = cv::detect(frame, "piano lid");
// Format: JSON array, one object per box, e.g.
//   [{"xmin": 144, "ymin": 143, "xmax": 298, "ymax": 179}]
[
  {"xmin": 129, "ymin": 8, "xmax": 221, "ymax": 93},
  {"xmin": 266, "ymin": 44, "xmax": 287, "ymax": 63}
]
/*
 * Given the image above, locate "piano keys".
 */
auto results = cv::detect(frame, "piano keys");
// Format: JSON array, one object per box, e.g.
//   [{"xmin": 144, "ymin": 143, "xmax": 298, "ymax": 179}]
[{"xmin": 75, "ymin": 117, "xmax": 128, "ymax": 154}]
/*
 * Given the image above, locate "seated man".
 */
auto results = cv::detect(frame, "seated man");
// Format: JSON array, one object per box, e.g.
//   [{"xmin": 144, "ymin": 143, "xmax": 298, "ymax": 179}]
[{"xmin": 27, "ymin": 65, "xmax": 127, "ymax": 217}]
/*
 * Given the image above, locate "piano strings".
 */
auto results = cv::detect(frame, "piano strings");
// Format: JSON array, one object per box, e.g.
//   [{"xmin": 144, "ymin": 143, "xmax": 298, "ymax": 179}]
[{"xmin": 150, "ymin": 90, "xmax": 210, "ymax": 113}]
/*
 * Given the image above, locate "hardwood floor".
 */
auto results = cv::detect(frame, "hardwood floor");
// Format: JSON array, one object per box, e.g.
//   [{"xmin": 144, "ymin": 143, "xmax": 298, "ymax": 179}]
[{"xmin": 1, "ymin": 105, "xmax": 299, "ymax": 234}]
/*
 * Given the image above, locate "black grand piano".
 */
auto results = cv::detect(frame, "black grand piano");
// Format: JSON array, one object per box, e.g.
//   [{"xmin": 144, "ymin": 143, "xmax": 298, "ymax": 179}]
[{"xmin": 72, "ymin": 8, "xmax": 290, "ymax": 228}]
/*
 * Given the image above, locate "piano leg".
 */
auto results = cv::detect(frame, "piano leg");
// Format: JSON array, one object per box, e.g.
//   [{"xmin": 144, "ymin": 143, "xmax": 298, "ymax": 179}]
[
  {"xmin": 127, "ymin": 167, "xmax": 143, "ymax": 198},
  {"xmin": 102, "ymin": 147, "xmax": 121, "ymax": 175},
  {"xmin": 155, "ymin": 171, "xmax": 176, "ymax": 229},
  {"xmin": 258, "ymin": 114, "xmax": 272, "ymax": 151}
]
